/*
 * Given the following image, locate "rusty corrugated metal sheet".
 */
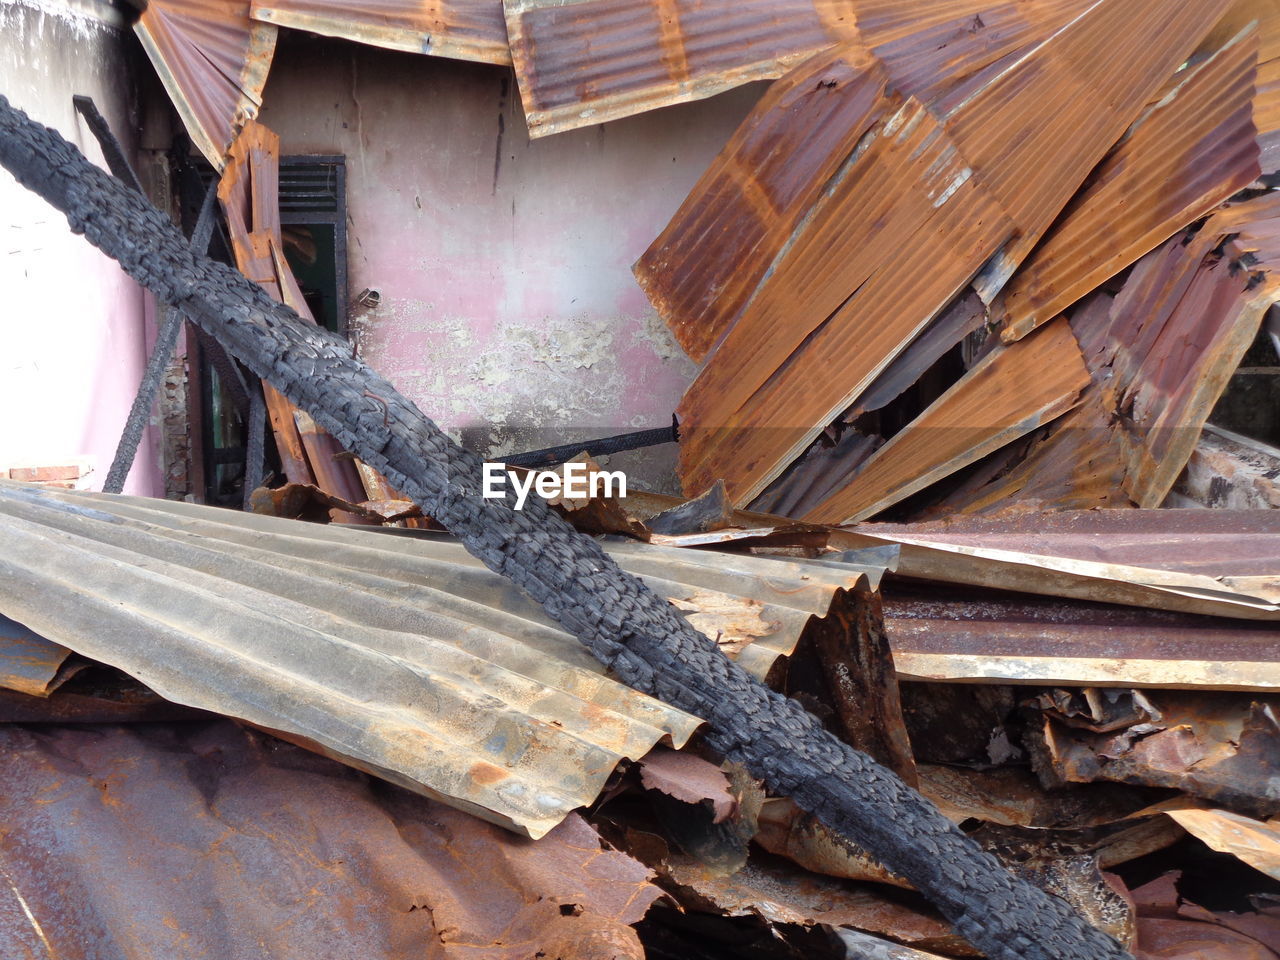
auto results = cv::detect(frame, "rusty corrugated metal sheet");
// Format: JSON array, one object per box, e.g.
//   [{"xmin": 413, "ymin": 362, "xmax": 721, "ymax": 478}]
[
  {"xmin": 856, "ymin": 0, "xmax": 1093, "ymax": 111},
  {"xmin": 503, "ymin": 0, "xmax": 860, "ymax": 138},
  {"xmin": 881, "ymin": 581, "xmax": 1280, "ymax": 690},
  {"xmin": 675, "ymin": 93, "xmax": 1014, "ymax": 505},
  {"xmin": 0, "ymin": 614, "xmax": 70, "ymax": 697},
  {"xmin": 941, "ymin": 193, "xmax": 1280, "ymax": 514},
  {"xmin": 631, "ymin": 2, "xmax": 1083, "ymax": 362},
  {"xmin": 506, "ymin": 0, "xmax": 1088, "ymax": 139},
  {"xmin": 652, "ymin": 0, "xmax": 1227, "ymax": 509},
  {"xmin": 801, "ymin": 317, "xmax": 1089, "ymax": 524},
  {"xmin": 1207, "ymin": 0, "xmax": 1280, "ymax": 174},
  {"xmin": 250, "ymin": 0, "xmax": 511, "ymax": 66},
  {"xmin": 0, "ymin": 480, "xmax": 885, "ymax": 837},
  {"xmin": 135, "ymin": 0, "xmax": 277, "ymax": 169},
  {"xmin": 0, "ymin": 720, "xmax": 661, "ymax": 960},
  {"xmin": 634, "ymin": 42, "xmax": 890, "ymax": 363},
  {"xmin": 949, "ymin": 0, "xmax": 1234, "ymax": 302},
  {"xmin": 862, "ymin": 507, "xmax": 1280, "ymax": 619},
  {"xmin": 997, "ymin": 26, "xmax": 1261, "ymax": 343}
]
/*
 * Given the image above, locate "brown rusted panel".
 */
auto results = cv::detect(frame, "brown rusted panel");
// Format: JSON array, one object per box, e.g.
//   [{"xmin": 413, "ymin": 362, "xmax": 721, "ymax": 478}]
[
  {"xmin": 251, "ymin": 0, "xmax": 511, "ymax": 66},
  {"xmin": 1034, "ymin": 693, "xmax": 1280, "ymax": 816},
  {"xmin": 0, "ymin": 721, "xmax": 661, "ymax": 960},
  {"xmin": 633, "ymin": 43, "xmax": 890, "ymax": 363},
  {"xmin": 504, "ymin": 0, "xmax": 861, "ymax": 139},
  {"xmin": 998, "ymin": 27, "xmax": 1261, "ymax": 342},
  {"xmin": 881, "ymin": 580, "xmax": 1280, "ymax": 690},
  {"xmin": 669, "ymin": 0, "xmax": 1227, "ymax": 509},
  {"xmin": 873, "ymin": 508, "xmax": 1280, "ymax": 581},
  {"xmin": 858, "ymin": 0, "xmax": 1093, "ymax": 108},
  {"xmin": 136, "ymin": 0, "xmax": 277, "ymax": 169},
  {"xmin": 1205, "ymin": 0, "xmax": 1280, "ymax": 173},
  {"xmin": 633, "ymin": 2, "xmax": 1084, "ymax": 363},
  {"xmin": 677, "ymin": 96, "xmax": 1014, "ymax": 505},
  {"xmin": 802, "ymin": 316, "xmax": 1089, "ymax": 524},
  {"xmin": 942, "ymin": 194, "xmax": 1280, "ymax": 514},
  {"xmin": 948, "ymin": 0, "xmax": 1235, "ymax": 302}
]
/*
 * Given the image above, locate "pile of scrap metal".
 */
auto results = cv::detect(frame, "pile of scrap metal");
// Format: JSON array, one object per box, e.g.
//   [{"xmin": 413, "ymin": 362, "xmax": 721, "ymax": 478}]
[
  {"xmin": 3, "ymin": 0, "xmax": 1280, "ymax": 959},
  {"xmin": 2, "ymin": 483, "xmax": 1280, "ymax": 959}
]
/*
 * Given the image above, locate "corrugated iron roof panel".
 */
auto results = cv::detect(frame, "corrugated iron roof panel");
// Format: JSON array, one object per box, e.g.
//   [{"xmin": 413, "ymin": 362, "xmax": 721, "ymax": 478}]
[
  {"xmin": 0, "ymin": 720, "xmax": 661, "ymax": 960},
  {"xmin": 950, "ymin": 0, "xmax": 1234, "ymax": 302},
  {"xmin": 135, "ymin": 0, "xmax": 277, "ymax": 169},
  {"xmin": 250, "ymin": 0, "xmax": 511, "ymax": 66},
  {"xmin": 504, "ymin": 0, "xmax": 859, "ymax": 138},
  {"xmin": 676, "ymin": 94, "xmax": 1016, "ymax": 504},
  {"xmin": 801, "ymin": 316, "xmax": 1089, "ymax": 524},
  {"xmin": 998, "ymin": 27, "xmax": 1261, "ymax": 342},
  {"xmin": 883, "ymin": 581, "xmax": 1280, "ymax": 690},
  {"xmin": 0, "ymin": 481, "xmax": 884, "ymax": 837}
]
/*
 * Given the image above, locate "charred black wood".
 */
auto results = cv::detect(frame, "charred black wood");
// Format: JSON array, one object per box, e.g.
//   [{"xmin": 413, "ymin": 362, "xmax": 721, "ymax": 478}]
[
  {"xmin": 71, "ymin": 95, "xmax": 143, "ymax": 195},
  {"xmin": 242, "ymin": 377, "xmax": 266, "ymax": 510},
  {"xmin": 103, "ymin": 180, "xmax": 221, "ymax": 494},
  {"xmin": 0, "ymin": 95, "xmax": 1131, "ymax": 960}
]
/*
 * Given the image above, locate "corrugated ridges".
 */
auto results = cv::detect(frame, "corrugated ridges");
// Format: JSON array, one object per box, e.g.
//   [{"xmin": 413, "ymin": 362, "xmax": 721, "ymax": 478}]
[
  {"xmin": 950, "ymin": 0, "xmax": 1235, "ymax": 302},
  {"xmin": 0, "ymin": 481, "xmax": 884, "ymax": 837},
  {"xmin": 135, "ymin": 0, "xmax": 277, "ymax": 169},
  {"xmin": 250, "ymin": 0, "xmax": 511, "ymax": 65},
  {"xmin": 865, "ymin": 0, "xmax": 1093, "ymax": 106},
  {"xmin": 942, "ymin": 195, "xmax": 1280, "ymax": 515},
  {"xmin": 677, "ymin": 96, "xmax": 1014, "ymax": 504},
  {"xmin": 634, "ymin": 43, "xmax": 889, "ymax": 363},
  {"xmin": 504, "ymin": 0, "xmax": 858, "ymax": 137},
  {"xmin": 802, "ymin": 317, "xmax": 1089, "ymax": 524},
  {"xmin": 998, "ymin": 26, "xmax": 1261, "ymax": 343}
]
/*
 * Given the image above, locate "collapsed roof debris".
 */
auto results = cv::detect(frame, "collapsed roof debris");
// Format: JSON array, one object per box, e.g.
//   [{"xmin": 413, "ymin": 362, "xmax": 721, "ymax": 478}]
[
  {"xmin": 5, "ymin": 0, "xmax": 1280, "ymax": 956},
  {"xmin": 0, "ymin": 479, "xmax": 888, "ymax": 836},
  {"xmin": 0, "ymin": 97, "xmax": 1136, "ymax": 959}
]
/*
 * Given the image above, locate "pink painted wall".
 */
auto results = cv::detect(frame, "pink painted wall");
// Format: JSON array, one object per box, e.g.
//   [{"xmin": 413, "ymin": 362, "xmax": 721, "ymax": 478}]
[
  {"xmin": 260, "ymin": 36, "xmax": 761, "ymax": 493},
  {"xmin": 0, "ymin": 0, "xmax": 161, "ymax": 497}
]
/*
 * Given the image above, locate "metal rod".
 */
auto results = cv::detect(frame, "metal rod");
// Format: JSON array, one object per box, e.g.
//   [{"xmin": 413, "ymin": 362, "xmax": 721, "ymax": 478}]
[{"xmin": 504, "ymin": 421, "xmax": 677, "ymax": 468}]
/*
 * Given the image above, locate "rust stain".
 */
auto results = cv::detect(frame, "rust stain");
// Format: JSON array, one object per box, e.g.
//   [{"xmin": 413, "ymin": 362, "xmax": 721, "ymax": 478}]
[
  {"xmin": 634, "ymin": 43, "xmax": 890, "ymax": 363},
  {"xmin": 942, "ymin": 193, "xmax": 1280, "ymax": 514},
  {"xmin": 677, "ymin": 94, "xmax": 1013, "ymax": 504}
]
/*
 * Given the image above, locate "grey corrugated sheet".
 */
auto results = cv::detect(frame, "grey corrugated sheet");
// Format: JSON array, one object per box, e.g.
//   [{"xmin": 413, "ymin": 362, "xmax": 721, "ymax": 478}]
[{"xmin": 0, "ymin": 480, "xmax": 886, "ymax": 837}]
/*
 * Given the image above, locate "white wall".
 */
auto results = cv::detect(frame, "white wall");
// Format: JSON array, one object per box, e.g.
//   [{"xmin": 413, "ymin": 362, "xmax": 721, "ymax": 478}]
[{"xmin": 0, "ymin": 0, "xmax": 160, "ymax": 495}]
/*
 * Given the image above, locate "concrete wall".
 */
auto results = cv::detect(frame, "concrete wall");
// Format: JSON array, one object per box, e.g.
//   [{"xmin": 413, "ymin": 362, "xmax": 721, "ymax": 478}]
[
  {"xmin": 259, "ymin": 35, "xmax": 761, "ymax": 493},
  {"xmin": 0, "ymin": 0, "xmax": 160, "ymax": 496}
]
